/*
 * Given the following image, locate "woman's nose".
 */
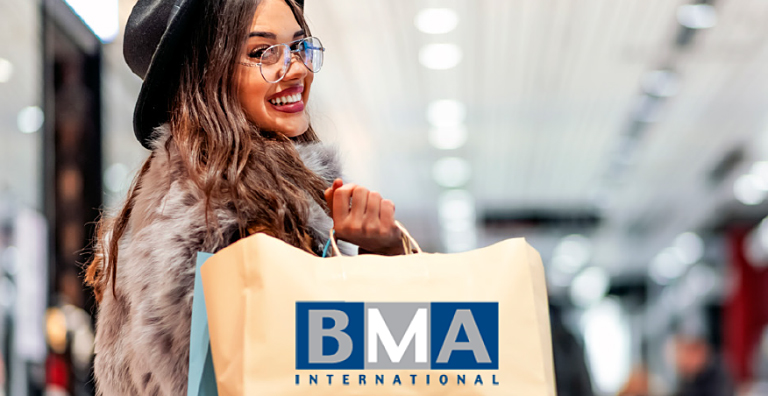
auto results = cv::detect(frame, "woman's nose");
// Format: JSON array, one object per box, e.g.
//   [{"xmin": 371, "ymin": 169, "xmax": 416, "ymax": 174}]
[{"xmin": 282, "ymin": 53, "xmax": 307, "ymax": 81}]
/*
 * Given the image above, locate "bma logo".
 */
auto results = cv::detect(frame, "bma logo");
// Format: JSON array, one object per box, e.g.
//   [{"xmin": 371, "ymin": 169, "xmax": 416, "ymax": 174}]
[{"xmin": 295, "ymin": 302, "xmax": 498, "ymax": 370}]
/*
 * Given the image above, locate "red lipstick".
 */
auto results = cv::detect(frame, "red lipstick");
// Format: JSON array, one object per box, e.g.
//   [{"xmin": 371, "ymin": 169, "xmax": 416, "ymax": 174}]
[{"xmin": 267, "ymin": 85, "xmax": 305, "ymax": 113}]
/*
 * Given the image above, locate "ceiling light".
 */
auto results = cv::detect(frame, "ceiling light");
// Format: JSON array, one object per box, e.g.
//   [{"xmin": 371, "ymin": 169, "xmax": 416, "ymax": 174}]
[
  {"xmin": 642, "ymin": 70, "xmax": 680, "ymax": 98},
  {"xmin": 429, "ymin": 125, "xmax": 467, "ymax": 150},
  {"xmin": 570, "ymin": 267, "xmax": 610, "ymax": 308},
  {"xmin": 432, "ymin": 157, "xmax": 471, "ymax": 188},
  {"xmin": 673, "ymin": 232, "xmax": 704, "ymax": 265},
  {"xmin": 419, "ymin": 43, "xmax": 462, "ymax": 70},
  {"xmin": 677, "ymin": 4, "xmax": 717, "ymax": 29},
  {"xmin": 438, "ymin": 189, "xmax": 475, "ymax": 231},
  {"xmin": 552, "ymin": 234, "xmax": 592, "ymax": 274},
  {"xmin": 427, "ymin": 100, "xmax": 466, "ymax": 127},
  {"xmin": 0, "ymin": 58, "xmax": 13, "ymax": 83},
  {"xmin": 734, "ymin": 174, "xmax": 767, "ymax": 206},
  {"xmin": 649, "ymin": 248, "xmax": 686, "ymax": 284},
  {"xmin": 438, "ymin": 190, "xmax": 474, "ymax": 220},
  {"xmin": 17, "ymin": 106, "xmax": 44, "ymax": 134},
  {"xmin": 441, "ymin": 228, "xmax": 477, "ymax": 253},
  {"xmin": 64, "ymin": 0, "xmax": 119, "ymax": 43},
  {"xmin": 415, "ymin": 8, "xmax": 459, "ymax": 34},
  {"xmin": 438, "ymin": 190, "xmax": 477, "ymax": 252}
]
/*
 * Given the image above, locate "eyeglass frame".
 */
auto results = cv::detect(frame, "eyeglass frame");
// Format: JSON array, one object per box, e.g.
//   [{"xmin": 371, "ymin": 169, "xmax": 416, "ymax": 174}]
[{"xmin": 239, "ymin": 36, "xmax": 326, "ymax": 83}]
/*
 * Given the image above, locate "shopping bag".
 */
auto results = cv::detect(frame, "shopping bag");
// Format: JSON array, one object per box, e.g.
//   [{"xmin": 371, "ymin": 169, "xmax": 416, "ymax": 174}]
[
  {"xmin": 186, "ymin": 252, "xmax": 219, "ymax": 396},
  {"xmin": 201, "ymin": 225, "xmax": 555, "ymax": 395}
]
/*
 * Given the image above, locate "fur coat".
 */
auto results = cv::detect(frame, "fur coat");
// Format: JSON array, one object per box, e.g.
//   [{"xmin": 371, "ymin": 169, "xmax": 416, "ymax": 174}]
[{"xmin": 92, "ymin": 125, "xmax": 354, "ymax": 395}]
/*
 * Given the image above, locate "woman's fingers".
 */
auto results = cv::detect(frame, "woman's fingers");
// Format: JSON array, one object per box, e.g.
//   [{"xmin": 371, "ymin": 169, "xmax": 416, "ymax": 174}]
[
  {"xmin": 327, "ymin": 181, "xmax": 402, "ymax": 255},
  {"xmin": 364, "ymin": 191, "xmax": 382, "ymax": 232},
  {"xmin": 324, "ymin": 188, "xmax": 333, "ymax": 212},
  {"xmin": 350, "ymin": 186, "xmax": 369, "ymax": 219},
  {"xmin": 324, "ymin": 179, "xmax": 343, "ymax": 215},
  {"xmin": 380, "ymin": 199, "xmax": 396, "ymax": 229},
  {"xmin": 332, "ymin": 182, "xmax": 356, "ymax": 219}
]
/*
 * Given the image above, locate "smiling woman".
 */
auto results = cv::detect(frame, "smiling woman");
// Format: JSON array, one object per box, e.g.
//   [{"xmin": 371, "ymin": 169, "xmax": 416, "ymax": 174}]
[{"xmin": 84, "ymin": 0, "xmax": 404, "ymax": 395}]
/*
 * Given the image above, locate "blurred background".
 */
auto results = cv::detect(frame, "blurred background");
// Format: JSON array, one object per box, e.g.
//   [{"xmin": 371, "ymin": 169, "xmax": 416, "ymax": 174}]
[{"xmin": 2, "ymin": 0, "xmax": 768, "ymax": 395}]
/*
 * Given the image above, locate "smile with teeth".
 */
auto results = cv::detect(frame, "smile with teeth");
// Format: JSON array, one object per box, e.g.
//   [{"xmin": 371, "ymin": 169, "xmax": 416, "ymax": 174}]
[{"xmin": 269, "ymin": 93, "xmax": 302, "ymax": 106}]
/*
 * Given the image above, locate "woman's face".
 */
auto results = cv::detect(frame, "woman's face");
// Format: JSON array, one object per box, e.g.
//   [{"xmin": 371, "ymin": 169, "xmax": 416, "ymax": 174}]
[{"xmin": 237, "ymin": 0, "xmax": 313, "ymax": 137}]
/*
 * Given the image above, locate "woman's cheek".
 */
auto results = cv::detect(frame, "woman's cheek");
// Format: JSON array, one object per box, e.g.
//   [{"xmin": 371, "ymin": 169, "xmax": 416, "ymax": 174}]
[{"xmin": 244, "ymin": 84, "xmax": 271, "ymax": 128}]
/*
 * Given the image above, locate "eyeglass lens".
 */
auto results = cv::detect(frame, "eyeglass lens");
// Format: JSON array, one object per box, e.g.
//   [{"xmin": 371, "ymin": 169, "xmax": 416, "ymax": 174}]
[{"xmin": 259, "ymin": 37, "xmax": 324, "ymax": 83}]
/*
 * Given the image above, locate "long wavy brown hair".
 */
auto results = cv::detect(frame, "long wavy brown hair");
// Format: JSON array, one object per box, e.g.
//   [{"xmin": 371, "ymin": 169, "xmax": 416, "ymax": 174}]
[{"xmin": 85, "ymin": 0, "xmax": 328, "ymax": 302}]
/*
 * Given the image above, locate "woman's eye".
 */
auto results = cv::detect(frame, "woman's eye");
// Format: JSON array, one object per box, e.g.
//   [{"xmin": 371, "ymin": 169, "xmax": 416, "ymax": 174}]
[
  {"xmin": 248, "ymin": 47, "xmax": 268, "ymax": 58},
  {"xmin": 290, "ymin": 41, "xmax": 305, "ymax": 51}
]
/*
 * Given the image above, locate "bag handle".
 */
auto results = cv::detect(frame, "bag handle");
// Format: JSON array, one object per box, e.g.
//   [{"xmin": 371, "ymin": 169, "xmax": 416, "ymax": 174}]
[{"xmin": 325, "ymin": 220, "xmax": 422, "ymax": 257}]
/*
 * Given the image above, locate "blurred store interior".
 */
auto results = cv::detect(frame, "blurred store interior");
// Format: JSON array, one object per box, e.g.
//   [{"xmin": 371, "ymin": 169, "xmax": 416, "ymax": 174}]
[{"xmin": 3, "ymin": 0, "xmax": 768, "ymax": 395}]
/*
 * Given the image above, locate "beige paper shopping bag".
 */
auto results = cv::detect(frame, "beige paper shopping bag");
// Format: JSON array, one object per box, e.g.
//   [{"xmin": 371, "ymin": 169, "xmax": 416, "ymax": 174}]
[{"xmin": 201, "ymin": 230, "xmax": 556, "ymax": 396}]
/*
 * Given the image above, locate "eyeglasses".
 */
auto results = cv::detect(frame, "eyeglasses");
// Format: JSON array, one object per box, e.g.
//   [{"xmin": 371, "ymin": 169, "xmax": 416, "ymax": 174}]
[{"xmin": 241, "ymin": 37, "xmax": 325, "ymax": 83}]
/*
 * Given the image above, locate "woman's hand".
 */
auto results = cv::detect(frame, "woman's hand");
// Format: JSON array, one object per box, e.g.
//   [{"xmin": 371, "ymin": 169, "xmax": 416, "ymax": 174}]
[{"xmin": 324, "ymin": 179, "xmax": 404, "ymax": 255}]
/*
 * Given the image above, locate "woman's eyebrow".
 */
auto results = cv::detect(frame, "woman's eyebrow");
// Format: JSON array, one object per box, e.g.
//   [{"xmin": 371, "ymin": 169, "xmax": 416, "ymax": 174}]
[
  {"xmin": 249, "ymin": 31, "xmax": 277, "ymax": 39},
  {"xmin": 248, "ymin": 29, "xmax": 306, "ymax": 39}
]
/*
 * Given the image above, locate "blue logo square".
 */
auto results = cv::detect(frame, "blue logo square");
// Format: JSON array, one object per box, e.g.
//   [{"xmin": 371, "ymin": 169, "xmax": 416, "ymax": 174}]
[
  {"xmin": 295, "ymin": 302, "xmax": 364, "ymax": 370},
  {"xmin": 429, "ymin": 302, "xmax": 499, "ymax": 370}
]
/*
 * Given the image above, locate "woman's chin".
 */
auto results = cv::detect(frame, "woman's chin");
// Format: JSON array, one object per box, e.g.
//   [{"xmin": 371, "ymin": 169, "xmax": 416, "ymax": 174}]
[
  {"xmin": 284, "ymin": 130, "xmax": 306, "ymax": 138},
  {"xmin": 274, "ymin": 125, "xmax": 307, "ymax": 138},
  {"xmin": 274, "ymin": 119, "xmax": 309, "ymax": 138}
]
